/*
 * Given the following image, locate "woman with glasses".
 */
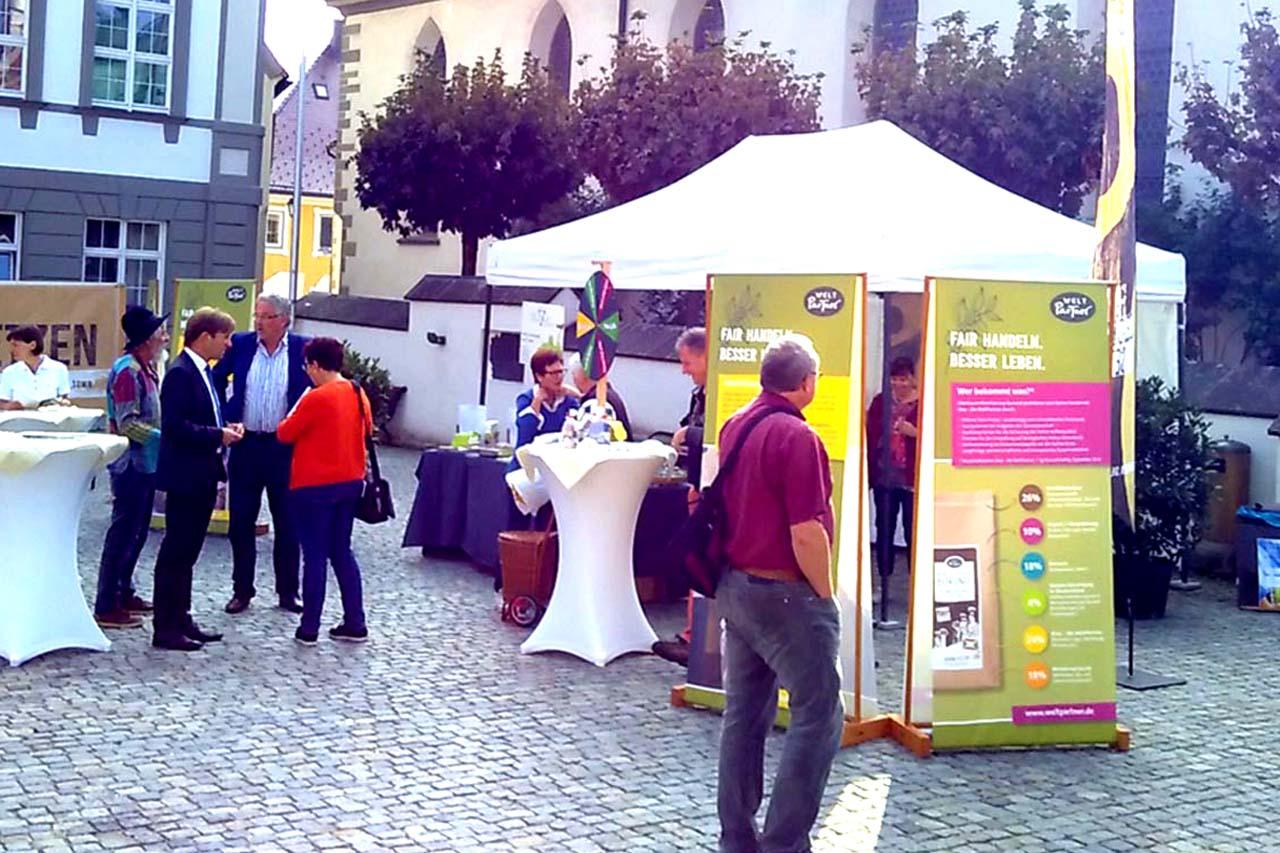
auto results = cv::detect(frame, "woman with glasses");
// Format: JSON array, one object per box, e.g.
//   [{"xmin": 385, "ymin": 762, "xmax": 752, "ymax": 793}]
[{"xmin": 512, "ymin": 345, "xmax": 580, "ymax": 457}]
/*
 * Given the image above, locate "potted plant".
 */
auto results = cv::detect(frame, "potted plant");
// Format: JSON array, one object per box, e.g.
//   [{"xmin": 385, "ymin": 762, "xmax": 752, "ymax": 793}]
[
  {"xmin": 343, "ymin": 344, "xmax": 407, "ymax": 443},
  {"xmin": 1115, "ymin": 377, "xmax": 1211, "ymax": 618}
]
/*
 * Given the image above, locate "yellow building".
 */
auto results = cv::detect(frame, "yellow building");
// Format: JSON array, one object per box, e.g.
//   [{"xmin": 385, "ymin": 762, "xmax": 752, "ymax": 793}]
[{"xmin": 263, "ymin": 27, "xmax": 342, "ymax": 297}]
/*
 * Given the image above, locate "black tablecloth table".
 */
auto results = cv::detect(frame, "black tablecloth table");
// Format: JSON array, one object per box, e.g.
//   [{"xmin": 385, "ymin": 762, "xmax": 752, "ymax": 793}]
[{"xmin": 403, "ymin": 448, "xmax": 689, "ymax": 578}]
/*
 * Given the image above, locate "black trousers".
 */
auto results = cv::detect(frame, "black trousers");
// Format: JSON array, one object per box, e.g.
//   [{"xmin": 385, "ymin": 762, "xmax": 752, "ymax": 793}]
[
  {"xmin": 873, "ymin": 486, "xmax": 914, "ymax": 577},
  {"xmin": 153, "ymin": 484, "xmax": 218, "ymax": 637},
  {"xmin": 229, "ymin": 433, "xmax": 299, "ymax": 601}
]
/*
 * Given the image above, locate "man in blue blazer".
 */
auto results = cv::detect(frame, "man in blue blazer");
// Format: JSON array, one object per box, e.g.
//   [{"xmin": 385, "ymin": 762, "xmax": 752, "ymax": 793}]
[{"xmin": 212, "ymin": 294, "xmax": 311, "ymax": 614}]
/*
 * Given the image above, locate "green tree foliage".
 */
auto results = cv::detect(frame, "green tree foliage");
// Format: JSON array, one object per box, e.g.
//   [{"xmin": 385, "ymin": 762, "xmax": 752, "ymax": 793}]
[
  {"xmin": 1179, "ymin": 10, "xmax": 1280, "ymax": 210},
  {"xmin": 1143, "ymin": 11, "xmax": 1280, "ymax": 364},
  {"xmin": 353, "ymin": 52, "xmax": 581, "ymax": 275},
  {"xmin": 575, "ymin": 23, "xmax": 823, "ymax": 204},
  {"xmin": 856, "ymin": 1, "xmax": 1104, "ymax": 216}
]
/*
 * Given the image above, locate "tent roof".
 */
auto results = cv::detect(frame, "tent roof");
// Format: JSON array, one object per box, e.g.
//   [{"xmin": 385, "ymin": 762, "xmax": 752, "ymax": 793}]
[{"xmin": 486, "ymin": 121, "xmax": 1185, "ymax": 302}]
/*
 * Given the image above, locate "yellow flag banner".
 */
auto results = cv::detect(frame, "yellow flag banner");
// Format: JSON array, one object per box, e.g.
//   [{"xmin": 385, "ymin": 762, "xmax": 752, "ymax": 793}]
[{"xmin": 1093, "ymin": 0, "xmax": 1138, "ymax": 530}]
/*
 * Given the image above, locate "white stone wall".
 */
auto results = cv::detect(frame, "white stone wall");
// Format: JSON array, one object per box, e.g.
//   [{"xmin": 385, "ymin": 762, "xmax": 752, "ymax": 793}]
[{"xmin": 1202, "ymin": 413, "xmax": 1279, "ymax": 506}]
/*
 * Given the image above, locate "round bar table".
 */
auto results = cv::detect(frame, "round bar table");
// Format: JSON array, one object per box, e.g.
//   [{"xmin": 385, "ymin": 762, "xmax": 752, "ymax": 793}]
[
  {"xmin": 0, "ymin": 406, "xmax": 106, "ymax": 434},
  {"xmin": 517, "ymin": 440, "xmax": 674, "ymax": 666},
  {"xmin": 0, "ymin": 432, "xmax": 126, "ymax": 667}
]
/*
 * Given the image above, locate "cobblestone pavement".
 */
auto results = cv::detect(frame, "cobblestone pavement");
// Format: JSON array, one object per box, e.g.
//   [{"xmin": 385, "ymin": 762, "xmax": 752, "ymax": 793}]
[{"xmin": 2, "ymin": 446, "xmax": 1276, "ymax": 852}]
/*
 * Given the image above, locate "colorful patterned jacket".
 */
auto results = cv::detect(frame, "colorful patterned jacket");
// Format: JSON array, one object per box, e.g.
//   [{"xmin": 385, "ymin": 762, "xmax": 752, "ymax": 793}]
[{"xmin": 106, "ymin": 352, "xmax": 162, "ymax": 474}]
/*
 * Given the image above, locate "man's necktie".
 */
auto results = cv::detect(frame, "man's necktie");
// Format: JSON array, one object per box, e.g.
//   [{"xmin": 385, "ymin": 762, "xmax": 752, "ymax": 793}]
[{"xmin": 204, "ymin": 365, "xmax": 223, "ymax": 428}]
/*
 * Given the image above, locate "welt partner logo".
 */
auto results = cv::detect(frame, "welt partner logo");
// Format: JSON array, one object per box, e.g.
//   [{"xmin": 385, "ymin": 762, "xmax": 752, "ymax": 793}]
[
  {"xmin": 804, "ymin": 286, "xmax": 844, "ymax": 317},
  {"xmin": 1049, "ymin": 292, "xmax": 1096, "ymax": 323}
]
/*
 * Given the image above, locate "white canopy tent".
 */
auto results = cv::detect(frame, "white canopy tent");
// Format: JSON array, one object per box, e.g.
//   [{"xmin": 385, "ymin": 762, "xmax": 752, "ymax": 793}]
[{"xmin": 486, "ymin": 120, "xmax": 1185, "ymax": 385}]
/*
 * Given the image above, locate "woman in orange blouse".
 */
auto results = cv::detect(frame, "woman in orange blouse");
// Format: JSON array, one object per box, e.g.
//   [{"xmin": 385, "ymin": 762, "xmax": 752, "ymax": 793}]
[{"xmin": 276, "ymin": 337, "xmax": 373, "ymax": 645}]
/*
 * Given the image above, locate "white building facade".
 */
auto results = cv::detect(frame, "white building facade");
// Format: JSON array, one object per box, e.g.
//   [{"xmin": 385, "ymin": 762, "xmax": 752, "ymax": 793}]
[{"xmin": 0, "ymin": 0, "xmax": 274, "ymax": 309}]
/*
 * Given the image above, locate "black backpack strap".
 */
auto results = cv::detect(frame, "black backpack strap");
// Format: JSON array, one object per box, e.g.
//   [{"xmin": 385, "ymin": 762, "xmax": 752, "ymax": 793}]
[{"xmin": 713, "ymin": 406, "xmax": 797, "ymax": 487}]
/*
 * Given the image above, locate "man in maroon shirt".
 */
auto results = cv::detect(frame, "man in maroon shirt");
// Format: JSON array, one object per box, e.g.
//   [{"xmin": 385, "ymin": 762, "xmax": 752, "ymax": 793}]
[{"xmin": 714, "ymin": 334, "xmax": 843, "ymax": 853}]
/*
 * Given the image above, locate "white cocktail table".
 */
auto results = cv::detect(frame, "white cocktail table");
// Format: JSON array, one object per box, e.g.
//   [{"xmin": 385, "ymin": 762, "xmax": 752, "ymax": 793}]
[
  {"xmin": 0, "ymin": 431, "xmax": 127, "ymax": 667},
  {"xmin": 0, "ymin": 406, "xmax": 106, "ymax": 434},
  {"xmin": 516, "ymin": 440, "xmax": 674, "ymax": 666}
]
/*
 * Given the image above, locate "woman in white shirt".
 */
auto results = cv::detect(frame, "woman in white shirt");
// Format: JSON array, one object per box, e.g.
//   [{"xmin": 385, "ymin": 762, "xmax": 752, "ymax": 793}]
[{"xmin": 0, "ymin": 325, "xmax": 72, "ymax": 410}]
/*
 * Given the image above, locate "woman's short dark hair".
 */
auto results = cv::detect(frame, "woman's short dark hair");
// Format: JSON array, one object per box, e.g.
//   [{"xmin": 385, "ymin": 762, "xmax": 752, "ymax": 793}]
[
  {"xmin": 184, "ymin": 307, "xmax": 235, "ymax": 344},
  {"xmin": 6, "ymin": 325, "xmax": 43, "ymax": 356},
  {"xmin": 889, "ymin": 357, "xmax": 916, "ymax": 377},
  {"xmin": 530, "ymin": 345, "xmax": 562, "ymax": 378},
  {"xmin": 303, "ymin": 337, "xmax": 346, "ymax": 372}
]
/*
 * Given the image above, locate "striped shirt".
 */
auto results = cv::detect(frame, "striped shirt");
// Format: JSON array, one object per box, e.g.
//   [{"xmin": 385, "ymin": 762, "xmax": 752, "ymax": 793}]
[
  {"xmin": 106, "ymin": 353, "xmax": 161, "ymax": 474},
  {"xmin": 242, "ymin": 334, "xmax": 290, "ymax": 432}
]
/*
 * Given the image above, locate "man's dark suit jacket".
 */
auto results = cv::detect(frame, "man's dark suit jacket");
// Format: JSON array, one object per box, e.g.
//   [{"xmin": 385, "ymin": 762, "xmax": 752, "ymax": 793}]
[
  {"xmin": 213, "ymin": 332, "xmax": 311, "ymax": 425},
  {"xmin": 157, "ymin": 350, "xmax": 227, "ymax": 494}
]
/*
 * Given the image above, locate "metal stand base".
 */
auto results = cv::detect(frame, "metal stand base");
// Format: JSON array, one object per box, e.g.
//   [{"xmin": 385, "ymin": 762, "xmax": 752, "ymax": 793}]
[
  {"xmin": 1169, "ymin": 579, "xmax": 1202, "ymax": 591},
  {"xmin": 1116, "ymin": 666, "xmax": 1186, "ymax": 691}
]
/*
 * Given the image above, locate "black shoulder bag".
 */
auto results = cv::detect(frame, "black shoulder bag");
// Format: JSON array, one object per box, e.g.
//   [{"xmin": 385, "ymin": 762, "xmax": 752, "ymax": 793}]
[
  {"xmin": 351, "ymin": 381, "xmax": 395, "ymax": 524},
  {"xmin": 670, "ymin": 407, "xmax": 796, "ymax": 597}
]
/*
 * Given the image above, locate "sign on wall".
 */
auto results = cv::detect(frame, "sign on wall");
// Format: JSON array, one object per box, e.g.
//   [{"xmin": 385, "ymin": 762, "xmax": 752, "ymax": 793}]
[
  {"xmin": 0, "ymin": 283, "xmax": 127, "ymax": 404},
  {"xmin": 917, "ymin": 277, "xmax": 1117, "ymax": 749},
  {"xmin": 520, "ymin": 301, "xmax": 565, "ymax": 365}
]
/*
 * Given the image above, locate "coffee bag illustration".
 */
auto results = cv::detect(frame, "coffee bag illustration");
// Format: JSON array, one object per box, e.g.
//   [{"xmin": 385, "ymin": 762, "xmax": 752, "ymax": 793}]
[{"xmin": 933, "ymin": 490, "xmax": 1001, "ymax": 691}]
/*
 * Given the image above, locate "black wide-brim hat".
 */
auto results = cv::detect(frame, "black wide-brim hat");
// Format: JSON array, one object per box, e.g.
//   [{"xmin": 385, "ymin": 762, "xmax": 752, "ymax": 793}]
[{"xmin": 121, "ymin": 305, "xmax": 169, "ymax": 349}]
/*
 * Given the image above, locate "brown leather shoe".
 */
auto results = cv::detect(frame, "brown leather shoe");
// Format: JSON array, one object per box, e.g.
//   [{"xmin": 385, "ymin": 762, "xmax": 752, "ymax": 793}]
[
  {"xmin": 224, "ymin": 596, "xmax": 251, "ymax": 614},
  {"xmin": 124, "ymin": 594, "xmax": 154, "ymax": 614},
  {"xmin": 96, "ymin": 610, "xmax": 144, "ymax": 629},
  {"xmin": 652, "ymin": 638, "xmax": 690, "ymax": 666}
]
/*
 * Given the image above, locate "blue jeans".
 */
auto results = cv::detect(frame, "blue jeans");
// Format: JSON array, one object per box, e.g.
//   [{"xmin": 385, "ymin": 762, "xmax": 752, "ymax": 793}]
[
  {"xmin": 94, "ymin": 466, "xmax": 156, "ymax": 615},
  {"xmin": 292, "ymin": 481, "xmax": 365, "ymax": 635},
  {"xmin": 716, "ymin": 570, "xmax": 844, "ymax": 853}
]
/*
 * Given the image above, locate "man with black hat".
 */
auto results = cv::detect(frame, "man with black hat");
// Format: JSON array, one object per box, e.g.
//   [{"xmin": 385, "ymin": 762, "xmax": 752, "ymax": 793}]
[{"xmin": 93, "ymin": 306, "xmax": 170, "ymax": 629}]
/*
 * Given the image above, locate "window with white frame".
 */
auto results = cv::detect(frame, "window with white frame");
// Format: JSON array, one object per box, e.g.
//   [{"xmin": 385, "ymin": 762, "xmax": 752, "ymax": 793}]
[
  {"xmin": 92, "ymin": 0, "xmax": 172, "ymax": 110},
  {"xmin": 265, "ymin": 208, "xmax": 286, "ymax": 251},
  {"xmin": 0, "ymin": 212, "xmax": 20, "ymax": 280},
  {"xmin": 0, "ymin": 0, "xmax": 25, "ymax": 96},
  {"xmin": 83, "ymin": 218, "xmax": 165, "ymax": 307},
  {"xmin": 314, "ymin": 210, "xmax": 334, "ymax": 255}
]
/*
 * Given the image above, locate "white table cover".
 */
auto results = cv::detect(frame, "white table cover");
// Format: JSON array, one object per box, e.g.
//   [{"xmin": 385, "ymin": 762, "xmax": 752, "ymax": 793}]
[
  {"xmin": 0, "ymin": 432, "xmax": 127, "ymax": 667},
  {"xmin": 0, "ymin": 406, "xmax": 106, "ymax": 434},
  {"xmin": 518, "ymin": 440, "xmax": 675, "ymax": 666}
]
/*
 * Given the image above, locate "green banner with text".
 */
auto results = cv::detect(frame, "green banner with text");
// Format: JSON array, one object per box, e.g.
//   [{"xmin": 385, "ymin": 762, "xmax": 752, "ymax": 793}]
[
  {"xmin": 924, "ymin": 277, "xmax": 1117, "ymax": 749},
  {"xmin": 170, "ymin": 280, "xmax": 256, "ymax": 357}
]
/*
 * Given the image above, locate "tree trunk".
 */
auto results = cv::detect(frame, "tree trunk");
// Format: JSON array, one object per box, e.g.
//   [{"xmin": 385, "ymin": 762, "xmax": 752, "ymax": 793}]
[{"xmin": 461, "ymin": 233, "xmax": 479, "ymax": 276}]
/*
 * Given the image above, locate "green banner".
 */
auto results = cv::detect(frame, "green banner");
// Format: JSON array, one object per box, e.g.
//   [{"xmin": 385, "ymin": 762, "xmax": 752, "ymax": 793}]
[
  {"xmin": 170, "ymin": 279, "xmax": 255, "ymax": 356},
  {"xmin": 924, "ymin": 278, "xmax": 1116, "ymax": 749},
  {"xmin": 697, "ymin": 274, "xmax": 876, "ymax": 717}
]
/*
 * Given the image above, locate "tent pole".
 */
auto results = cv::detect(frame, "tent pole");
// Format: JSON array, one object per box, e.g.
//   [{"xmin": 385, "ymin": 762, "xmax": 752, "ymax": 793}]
[{"xmin": 480, "ymin": 284, "xmax": 493, "ymax": 405}]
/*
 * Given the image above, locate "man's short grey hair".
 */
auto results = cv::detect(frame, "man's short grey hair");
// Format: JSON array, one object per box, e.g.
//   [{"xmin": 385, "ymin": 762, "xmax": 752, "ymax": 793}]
[
  {"xmin": 257, "ymin": 294, "xmax": 291, "ymax": 322},
  {"xmin": 760, "ymin": 334, "xmax": 821, "ymax": 393},
  {"xmin": 676, "ymin": 326, "xmax": 706, "ymax": 355},
  {"xmin": 564, "ymin": 352, "xmax": 585, "ymax": 376}
]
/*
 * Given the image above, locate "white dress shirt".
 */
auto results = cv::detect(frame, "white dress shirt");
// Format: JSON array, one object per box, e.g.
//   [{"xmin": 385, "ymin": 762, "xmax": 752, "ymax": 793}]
[
  {"xmin": 183, "ymin": 349, "xmax": 223, "ymax": 428},
  {"xmin": 242, "ymin": 334, "xmax": 290, "ymax": 432},
  {"xmin": 0, "ymin": 356, "xmax": 72, "ymax": 405}
]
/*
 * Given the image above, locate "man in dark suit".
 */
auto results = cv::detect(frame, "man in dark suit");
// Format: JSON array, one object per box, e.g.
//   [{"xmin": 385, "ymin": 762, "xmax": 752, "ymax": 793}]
[
  {"xmin": 153, "ymin": 307, "xmax": 243, "ymax": 651},
  {"xmin": 213, "ymin": 295, "xmax": 311, "ymax": 614}
]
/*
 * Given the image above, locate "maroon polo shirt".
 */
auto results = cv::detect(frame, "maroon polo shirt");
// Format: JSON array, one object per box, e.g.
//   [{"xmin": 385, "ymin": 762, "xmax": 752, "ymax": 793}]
[{"xmin": 719, "ymin": 391, "xmax": 835, "ymax": 575}]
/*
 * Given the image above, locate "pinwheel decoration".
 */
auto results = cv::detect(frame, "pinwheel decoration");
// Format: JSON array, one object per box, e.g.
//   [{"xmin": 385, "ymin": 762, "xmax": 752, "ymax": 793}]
[{"xmin": 576, "ymin": 270, "xmax": 620, "ymax": 380}]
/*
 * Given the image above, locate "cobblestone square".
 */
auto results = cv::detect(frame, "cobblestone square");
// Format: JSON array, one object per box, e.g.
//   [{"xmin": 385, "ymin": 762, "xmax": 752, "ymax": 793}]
[{"xmin": 2, "ymin": 446, "xmax": 1275, "ymax": 851}]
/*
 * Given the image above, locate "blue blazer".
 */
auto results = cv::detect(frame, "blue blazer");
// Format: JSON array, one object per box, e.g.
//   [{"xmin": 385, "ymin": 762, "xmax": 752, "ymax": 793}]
[{"xmin": 213, "ymin": 331, "xmax": 311, "ymax": 425}]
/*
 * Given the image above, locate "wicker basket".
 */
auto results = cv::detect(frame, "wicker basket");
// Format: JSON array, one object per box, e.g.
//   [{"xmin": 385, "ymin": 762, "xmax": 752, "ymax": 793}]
[{"xmin": 498, "ymin": 527, "xmax": 558, "ymax": 627}]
